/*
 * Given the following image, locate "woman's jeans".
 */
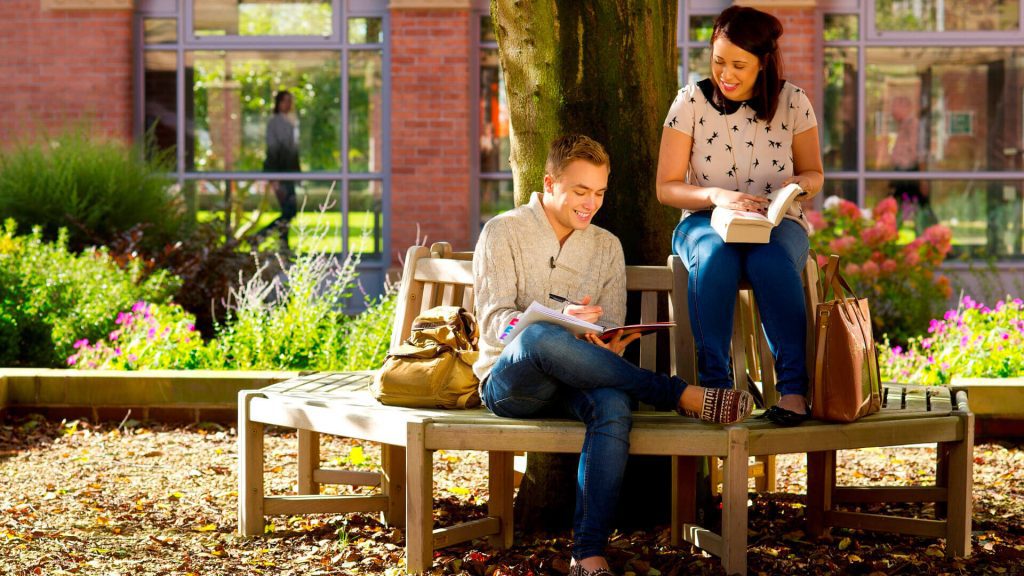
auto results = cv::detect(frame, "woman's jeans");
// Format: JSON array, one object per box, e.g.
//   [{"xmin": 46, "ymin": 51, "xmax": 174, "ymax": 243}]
[
  {"xmin": 672, "ymin": 212, "xmax": 809, "ymax": 397},
  {"xmin": 481, "ymin": 322, "xmax": 687, "ymax": 560}
]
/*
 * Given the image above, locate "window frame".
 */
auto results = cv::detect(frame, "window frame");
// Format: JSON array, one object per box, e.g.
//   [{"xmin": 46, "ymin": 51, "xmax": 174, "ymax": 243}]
[{"xmin": 133, "ymin": 0, "xmax": 390, "ymax": 263}]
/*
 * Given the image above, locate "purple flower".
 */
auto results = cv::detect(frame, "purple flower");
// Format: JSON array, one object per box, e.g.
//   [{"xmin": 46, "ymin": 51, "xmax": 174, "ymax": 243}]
[
  {"xmin": 73, "ymin": 339, "xmax": 89, "ymax": 350},
  {"xmin": 147, "ymin": 327, "xmax": 156, "ymax": 340},
  {"xmin": 114, "ymin": 347, "xmax": 122, "ymax": 356},
  {"xmin": 67, "ymin": 355, "xmax": 77, "ymax": 366},
  {"xmin": 927, "ymin": 355, "xmax": 935, "ymax": 364},
  {"xmin": 1013, "ymin": 298, "xmax": 1023, "ymax": 306},
  {"xmin": 941, "ymin": 362, "xmax": 950, "ymax": 370},
  {"xmin": 892, "ymin": 346, "xmax": 903, "ymax": 355},
  {"xmin": 921, "ymin": 339, "xmax": 932, "ymax": 350},
  {"xmin": 109, "ymin": 331, "xmax": 119, "ymax": 342},
  {"xmin": 944, "ymin": 310, "xmax": 958, "ymax": 321},
  {"xmin": 115, "ymin": 312, "xmax": 131, "ymax": 325},
  {"xmin": 127, "ymin": 354, "xmax": 137, "ymax": 362},
  {"xmin": 132, "ymin": 301, "xmax": 147, "ymax": 313},
  {"xmin": 187, "ymin": 324, "xmax": 196, "ymax": 332},
  {"xmin": 1002, "ymin": 332, "xmax": 1010, "ymax": 340}
]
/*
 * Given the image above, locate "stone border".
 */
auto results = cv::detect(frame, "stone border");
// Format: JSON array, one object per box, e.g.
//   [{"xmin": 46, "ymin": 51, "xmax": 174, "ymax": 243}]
[
  {"xmin": 41, "ymin": 0, "xmax": 132, "ymax": 10},
  {"xmin": 0, "ymin": 368, "xmax": 298, "ymax": 424}
]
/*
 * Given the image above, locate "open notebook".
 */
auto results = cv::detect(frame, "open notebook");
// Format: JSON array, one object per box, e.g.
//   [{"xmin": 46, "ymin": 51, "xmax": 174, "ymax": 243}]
[{"xmin": 498, "ymin": 301, "xmax": 674, "ymax": 343}]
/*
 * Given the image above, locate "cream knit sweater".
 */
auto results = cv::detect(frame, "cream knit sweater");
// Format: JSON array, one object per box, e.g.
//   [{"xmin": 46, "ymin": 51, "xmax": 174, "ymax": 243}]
[{"xmin": 472, "ymin": 192, "xmax": 627, "ymax": 381}]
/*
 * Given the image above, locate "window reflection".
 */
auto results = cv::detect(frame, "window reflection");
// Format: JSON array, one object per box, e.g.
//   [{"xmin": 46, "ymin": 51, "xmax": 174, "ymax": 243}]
[
  {"xmin": 193, "ymin": 0, "xmax": 332, "ymax": 37},
  {"xmin": 186, "ymin": 51, "xmax": 341, "ymax": 172},
  {"xmin": 349, "ymin": 50, "xmax": 383, "ymax": 173},
  {"xmin": 865, "ymin": 179, "xmax": 1024, "ymax": 258},
  {"xmin": 823, "ymin": 47, "xmax": 858, "ymax": 172},
  {"xmin": 480, "ymin": 179, "xmax": 514, "ymax": 228},
  {"xmin": 875, "ymin": 0, "xmax": 1019, "ymax": 32},
  {"xmin": 144, "ymin": 51, "xmax": 178, "ymax": 162},
  {"xmin": 480, "ymin": 48, "xmax": 510, "ymax": 173},
  {"xmin": 866, "ymin": 47, "xmax": 1024, "ymax": 174}
]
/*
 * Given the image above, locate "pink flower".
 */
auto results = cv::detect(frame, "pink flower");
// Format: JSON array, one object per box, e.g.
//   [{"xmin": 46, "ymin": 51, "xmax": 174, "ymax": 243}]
[
  {"xmin": 881, "ymin": 259, "xmax": 898, "ymax": 274},
  {"xmin": 861, "ymin": 260, "xmax": 880, "ymax": 278},
  {"xmin": 838, "ymin": 199, "xmax": 862, "ymax": 220},
  {"xmin": 805, "ymin": 210, "xmax": 827, "ymax": 232},
  {"xmin": 73, "ymin": 339, "xmax": 89, "ymax": 350},
  {"xmin": 873, "ymin": 197, "xmax": 898, "ymax": 219},
  {"xmin": 67, "ymin": 355, "xmax": 78, "ymax": 366},
  {"xmin": 845, "ymin": 262, "xmax": 861, "ymax": 276},
  {"xmin": 132, "ymin": 301, "xmax": 147, "ymax": 313}
]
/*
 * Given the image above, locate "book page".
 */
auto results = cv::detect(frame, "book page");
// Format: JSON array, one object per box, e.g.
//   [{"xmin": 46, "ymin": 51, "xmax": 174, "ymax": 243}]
[{"xmin": 766, "ymin": 183, "xmax": 805, "ymax": 226}]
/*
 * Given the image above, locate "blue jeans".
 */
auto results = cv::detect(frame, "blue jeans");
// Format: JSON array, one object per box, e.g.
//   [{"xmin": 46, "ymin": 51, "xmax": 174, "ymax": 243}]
[
  {"xmin": 672, "ymin": 212, "xmax": 809, "ymax": 397},
  {"xmin": 481, "ymin": 322, "xmax": 687, "ymax": 560}
]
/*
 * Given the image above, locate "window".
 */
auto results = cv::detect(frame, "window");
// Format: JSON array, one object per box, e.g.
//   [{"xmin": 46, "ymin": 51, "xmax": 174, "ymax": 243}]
[
  {"xmin": 477, "ymin": 15, "xmax": 513, "ymax": 230},
  {"xmin": 136, "ymin": 0, "xmax": 387, "ymax": 259},
  {"xmin": 824, "ymin": 0, "xmax": 1024, "ymax": 259}
]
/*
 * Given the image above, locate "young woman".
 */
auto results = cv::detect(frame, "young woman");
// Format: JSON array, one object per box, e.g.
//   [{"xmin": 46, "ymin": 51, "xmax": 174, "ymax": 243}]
[{"xmin": 656, "ymin": 5, "xmax": 824, "ymax": 425}]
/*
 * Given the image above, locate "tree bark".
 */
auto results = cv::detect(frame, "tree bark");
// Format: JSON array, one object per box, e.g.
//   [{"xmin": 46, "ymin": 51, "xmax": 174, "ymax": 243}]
[
  {"xmin": 491, "ymin": 0, "xmax": 679, "ymax": 534},
  {"xmin": 492, "ymin": 0, "xmax": 678, "ymax": 265}
]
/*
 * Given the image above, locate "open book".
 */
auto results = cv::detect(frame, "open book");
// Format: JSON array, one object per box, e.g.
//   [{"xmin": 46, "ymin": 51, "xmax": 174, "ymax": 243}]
[
  {"xmin": 498, "ymin": 301, "xmax": 675, "ymax": 343},
  {"xmin": 711, "ymin": 182, "xmax": 805, "ymax": 243}
]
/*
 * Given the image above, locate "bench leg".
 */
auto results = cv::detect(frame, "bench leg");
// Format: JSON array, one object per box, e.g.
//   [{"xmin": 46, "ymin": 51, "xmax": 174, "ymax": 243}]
[
  {"xmin": 944, "ymin": 412, "xmax": 974, "ymax": 557},
  {"xmin": 297, "ymin": 429, "xmax": 320, "ymax": 495},
  {"xmin": 720, "ymin": 428, "xmax": 749, "ymax": 576},
  {"xmin": 406, "ymin": 422, "xmax": 433, "ymax": 574},
  {"xmin": 806, "ymin": 450, "xmax": 836, "ymax": 537},
  {"xmin": 238, "ymin": 391, "xmax": 266, "ymax": 536},
  {"xmin": 382, "ymin": 444, "xmax": 407, "ymax": 528},
  {"xmin": 672, "ymin": 456, "xmax": 698, "ymax": 547},
  {"xmin": 487, "ymin": 451, "xmax": 514, "ymax": 549}
]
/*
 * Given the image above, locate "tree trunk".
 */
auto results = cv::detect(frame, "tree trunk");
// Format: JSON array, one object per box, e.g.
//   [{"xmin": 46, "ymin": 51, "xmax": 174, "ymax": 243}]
[
  {"xmin": 491, "ymin": 0, "xmax": 679, "ymax": 534},
  {"xmin": 492, "ymin": 0, "xmax": 678, "ymax": 266}
]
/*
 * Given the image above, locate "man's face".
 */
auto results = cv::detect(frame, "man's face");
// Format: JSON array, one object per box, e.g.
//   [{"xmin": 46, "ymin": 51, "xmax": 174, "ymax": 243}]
[{"xmin": 542, "ymin": 159, "xmax": 609, "ymax": 240}]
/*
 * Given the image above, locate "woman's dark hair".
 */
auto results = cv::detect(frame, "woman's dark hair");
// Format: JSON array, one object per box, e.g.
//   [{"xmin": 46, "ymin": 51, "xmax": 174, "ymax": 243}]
[
  {"xmin": 273, "ymin": 90, "xmax": 292, "ymax": 114},
  {"xmin": 711, "ymin": 5, "xmax": 784, "ymax": 123}
]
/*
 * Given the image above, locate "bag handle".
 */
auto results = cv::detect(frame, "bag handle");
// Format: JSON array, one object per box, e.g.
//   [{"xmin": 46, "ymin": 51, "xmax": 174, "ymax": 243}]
[{"xmin": 823, "ymin": 254, "xmax": 871, "ymax": 333}]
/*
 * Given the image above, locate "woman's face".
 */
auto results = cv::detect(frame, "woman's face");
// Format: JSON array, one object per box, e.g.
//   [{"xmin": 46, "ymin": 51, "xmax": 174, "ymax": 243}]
[
  {"xmin": 711, "ymin": 36, "xmax": 760, "ymax": 102},
  {"xmin": 279, "ymin": 93, "xmax": 293, "ymax": 114}
]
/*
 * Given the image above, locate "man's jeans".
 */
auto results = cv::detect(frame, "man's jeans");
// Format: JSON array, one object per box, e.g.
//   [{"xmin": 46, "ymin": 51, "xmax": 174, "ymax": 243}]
[
  {"xmin": 481, "ymin": 322, "xmax": 687, "ymax": 560},
  {"xmin": 672, "ymin": 211, "xmax": 809, "ymax": 397}
]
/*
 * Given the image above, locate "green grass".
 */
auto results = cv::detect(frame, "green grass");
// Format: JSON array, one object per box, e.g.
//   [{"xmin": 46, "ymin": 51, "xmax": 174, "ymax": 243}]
[{"xmin": 196, "ymin": 210, "xmax": 382, "ymax": 255}]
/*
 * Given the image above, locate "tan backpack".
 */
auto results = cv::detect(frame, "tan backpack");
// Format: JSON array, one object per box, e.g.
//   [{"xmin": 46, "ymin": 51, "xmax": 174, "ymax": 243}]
[{"xmin": 371, "ymin": 305, "xmax": 481, "ymax": 409}]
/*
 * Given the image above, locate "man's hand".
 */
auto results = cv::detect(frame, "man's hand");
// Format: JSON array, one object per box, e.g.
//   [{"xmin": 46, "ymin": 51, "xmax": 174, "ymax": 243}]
[
  {"xmin": 563, "ymin": 295, "xmax": 602, "ymax": 324},
  {"xmin": 584, "ymin": 331, "xmax": 642, "ymax": 355}
]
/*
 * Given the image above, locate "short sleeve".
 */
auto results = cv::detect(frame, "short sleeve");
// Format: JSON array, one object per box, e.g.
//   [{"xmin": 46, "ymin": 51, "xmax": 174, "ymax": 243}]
[
  {"xmin": 792, "ymin": 86, "xmax": 818, "ymax": 135},
  {"xmin": 663, "ymin": 85, "xmax": 698, "ymax": 137}
]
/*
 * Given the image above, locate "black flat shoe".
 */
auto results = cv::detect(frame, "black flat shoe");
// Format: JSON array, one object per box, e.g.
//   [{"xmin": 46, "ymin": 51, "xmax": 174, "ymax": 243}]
[{"xmin": 757, "ymin": 405, "xmax": 810, "ymax": 426}]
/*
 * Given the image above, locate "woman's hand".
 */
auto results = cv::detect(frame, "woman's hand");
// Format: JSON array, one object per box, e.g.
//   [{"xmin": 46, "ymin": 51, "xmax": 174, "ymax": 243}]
[
  {"xmin": 584, "ymin": 331, "xmax": 642, "ymax": 355},
  {"xmin": 564, "ymin": 295, "xmax": 603, "ymax": 324},
  {"xmin": 709, "ymin": 188, "xmax": 770, "ymax": 214}
]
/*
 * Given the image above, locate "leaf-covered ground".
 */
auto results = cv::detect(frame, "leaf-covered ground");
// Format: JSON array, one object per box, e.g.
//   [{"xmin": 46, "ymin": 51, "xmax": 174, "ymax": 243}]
[{"xmin": 1, "ymin": 414, "xmax": 1022, "ymax": 576}]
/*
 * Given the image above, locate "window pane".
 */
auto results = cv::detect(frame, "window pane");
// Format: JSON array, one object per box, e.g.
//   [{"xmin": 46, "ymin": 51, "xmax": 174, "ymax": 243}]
[
  {"xmin": 481, "ymin": 15, "xmax": 496, "ymax": 42},
  {"xmin": 480, "ymin": 48, "xmax": 510, "ymax": 173},
  {"xmin": 187, "ymin": 51, "xmax": 341, "ymax": 172},
  {"xmin": 193, "ymin": 0, "xmax": 332, "ymax": 37},
  {"xmin": 348, "ymin": 17, "xmax": 383, "ymax": 44},
  {"xmin": 687, "ymin": 47, "xmax": 711, "ymax": 86},
  {"xmin": 480, "ymin": 179, "xmax": 514, "ymax": 228},
  {"xmin": 875, "ymin": 0, "xmax": 1019, "ymax": 32},
  {"xmin": 349, "ymin": 50, "xmax": 383, "ymax": 173},
  {"xmin": 822, "ymin": 180, "xmax": 858, "ymax": 205},
  {"xmin": 144, "ymin": 18, "xmax": 177, "ymax": 44},
  {"xmin": 187, "ymin": 178, "xmax": 353, "ymax": 254},
  {"xmin": 824, "ymin": 14, "xmax": 858, "ymax": 40},
  {"xmin": 144, "ymin": 51, "xmax": 177, "ymax": 162},
  {"xmin": 689, "ymin": 15, "xmax": 715, "ymax": 42},
  {"xmin": 349, "ymin": 180, "xmax": 384, "ymax": 256},
  {"xmin": 823, "ymin": 47, "xmax": 859, "ymax": 172},
  {"xmin": 866, "ymin": 47, "xmax": 1024, "ymax": 173},
  {"xmin": 866, "ymin": 179, "xmax": 1024, "ymax": 258}
]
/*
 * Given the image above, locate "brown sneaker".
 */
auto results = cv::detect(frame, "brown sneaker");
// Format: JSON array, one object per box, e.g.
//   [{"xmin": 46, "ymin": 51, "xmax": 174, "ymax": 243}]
[{"xmin": 687, "ymin": 388, "xmax": 754, "ymax": 424}]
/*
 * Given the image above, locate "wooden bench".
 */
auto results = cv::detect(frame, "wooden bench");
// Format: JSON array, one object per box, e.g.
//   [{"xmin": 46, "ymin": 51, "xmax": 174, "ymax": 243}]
[{"xmin": 237, "ymin": 243, "xmax": 973, "ymax": 576}]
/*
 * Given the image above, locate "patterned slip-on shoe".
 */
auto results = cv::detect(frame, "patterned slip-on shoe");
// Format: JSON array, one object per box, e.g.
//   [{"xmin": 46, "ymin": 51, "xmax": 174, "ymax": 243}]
[
  {"xmin": 569, "ymin": 565, "xmax": 616, "ymax": 576},
  {"xmin": 694, "ymin": 388, "xmax": 754, "ymax": 424}
]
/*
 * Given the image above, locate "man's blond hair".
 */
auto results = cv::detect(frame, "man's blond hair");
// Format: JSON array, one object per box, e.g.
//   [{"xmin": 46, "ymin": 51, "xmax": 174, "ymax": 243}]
[{"xmin": 545, "ymin": 134, "xmax": 610, "ymax": 178}]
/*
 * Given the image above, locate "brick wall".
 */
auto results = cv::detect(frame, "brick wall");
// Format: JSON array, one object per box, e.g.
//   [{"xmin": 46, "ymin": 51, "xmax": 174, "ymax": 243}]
[
  {"xmin": 769, "ymin": 7, "xmax": 821, "ymax": 109},
  {"xmin": 0, "ymin": 1, "xmax": 133, "ymax": 146},
  {"xmin": 388, "ymin": 8, "xmax": 473, "ymax": 260}
]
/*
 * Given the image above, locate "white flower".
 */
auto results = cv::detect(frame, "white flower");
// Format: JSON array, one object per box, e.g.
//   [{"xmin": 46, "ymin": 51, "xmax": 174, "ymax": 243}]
[
  {"xmin": 861, "ymin": 208, "xmax": 872, "ymax": 220},
  {"xmin": 822, "ymin": 195, "xmax": 842, "ymax": 210}
]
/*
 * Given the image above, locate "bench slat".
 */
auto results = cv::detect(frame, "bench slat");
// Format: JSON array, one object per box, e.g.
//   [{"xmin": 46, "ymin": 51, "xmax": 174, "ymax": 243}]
[{"xmin": 264, "ymin": 495, "xmax": 388, "ymax": 516}]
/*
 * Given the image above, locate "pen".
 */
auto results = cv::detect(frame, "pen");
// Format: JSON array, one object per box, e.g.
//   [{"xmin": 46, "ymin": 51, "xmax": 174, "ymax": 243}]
[{"xmin": 549, "ymin": 293, "xmax": 583, "ymax": 306}]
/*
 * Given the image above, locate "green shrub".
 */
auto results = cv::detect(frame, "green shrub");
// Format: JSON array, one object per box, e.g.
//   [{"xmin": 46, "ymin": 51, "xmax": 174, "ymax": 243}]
[
  {"xmin": 0, "ymin": 130, "xmax": 182, "ymax": 252},
  {"xmin": 0, "ymin": 220, "xmax": 179, "ymax": 367},
  {"xmin": 335, "ymin": 290, "xmax": 397, "ymax": 371}
]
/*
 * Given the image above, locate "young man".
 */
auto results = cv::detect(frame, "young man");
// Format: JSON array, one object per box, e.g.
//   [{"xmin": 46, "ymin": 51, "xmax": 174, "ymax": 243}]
[{"xmin": 473, "ymin": 134, "xmax": 754, "ymax": 576}]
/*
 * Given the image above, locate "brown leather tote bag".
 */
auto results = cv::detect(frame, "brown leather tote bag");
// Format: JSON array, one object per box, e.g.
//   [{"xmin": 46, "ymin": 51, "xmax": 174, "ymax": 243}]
[{"xmin": 811, "ymin": 255, "xmax": 882, "ymax": 423}]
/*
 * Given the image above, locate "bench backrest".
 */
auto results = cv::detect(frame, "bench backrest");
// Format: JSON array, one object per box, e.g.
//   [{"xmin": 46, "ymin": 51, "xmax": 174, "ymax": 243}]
[{"xmin": 391, "ymin": 242, "xmax": 684, "ymax": 375}]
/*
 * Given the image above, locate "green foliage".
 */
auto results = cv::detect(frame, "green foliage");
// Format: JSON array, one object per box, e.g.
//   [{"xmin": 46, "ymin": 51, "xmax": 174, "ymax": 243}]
[
  {"xmin": 879, "ymin": 295, "xmax": 1024, "ymax": 385},
  {"xmin": 334, "ymin": 290, "xmax": 397, "ymax": 371},
  {"xmin": 0, "ymin": 131, "xmax": 183, "ymax": 253},
  {"xmin": 0, "ymin": 220, "xmax": 179, "ymax": 367},
  {"xmin": 67, "ymin": 301, "xmax": 206, "ymax": 370},
  {"xmin": 807, "ymin": 196, "xmax": 953, "ymax": 345}
]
